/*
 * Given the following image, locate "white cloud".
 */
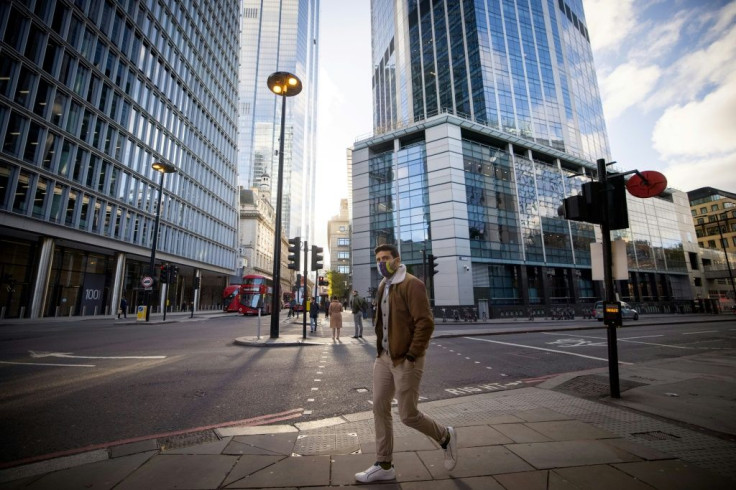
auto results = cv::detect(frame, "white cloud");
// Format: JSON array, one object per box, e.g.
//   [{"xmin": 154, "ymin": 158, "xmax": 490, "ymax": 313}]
[
  {"xmin": 661, "ymin": 153, "xmax": 736, "ymax": 193},
  {"xmin": 646, "ymin": 21, "xmax": 736, "ymax": 109},
  {"xmin": 652, "ymin": 77, "xmax": 736, "ymax": 157},
  {"xmin": 629, "ymin": 12, "xmax": 685, "ymax": 62},
  {"xmin": 599, "ymin": 62, "xmax": 661, "ymax": 119},
  {"xmin": 583, "ymin": 0, "xmax": 637, "ymax": 53}
]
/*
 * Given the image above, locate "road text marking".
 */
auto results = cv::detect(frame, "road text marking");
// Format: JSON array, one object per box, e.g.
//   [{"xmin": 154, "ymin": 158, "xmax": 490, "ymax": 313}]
[{"xmin": 464, "ymin": 337, "xmax": 632, "ymax": 364}]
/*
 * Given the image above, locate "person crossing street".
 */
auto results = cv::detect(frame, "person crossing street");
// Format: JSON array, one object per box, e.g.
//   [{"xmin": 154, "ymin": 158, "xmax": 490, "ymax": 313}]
[
  {"xmin": 350, "ymin": 290, "xmax": 364, "ymax": 338},
  {"xmin": 355, "ymin": 244, "xmax": 457, "ymax": 483}
]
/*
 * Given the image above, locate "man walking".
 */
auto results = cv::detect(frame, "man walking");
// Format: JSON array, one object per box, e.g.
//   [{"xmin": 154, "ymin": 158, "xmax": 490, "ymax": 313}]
[
  {"xmin": 118, "ymin": 297, "xmax": 128, "ymax": 319},
  {"xmin": 355, "ymin": 244, "xmax": 457, "ymax": 483},
  {"xmin": 350, "ymin": 290, "xmax": 364, "ymax": 338},
  {"xmin": 309, "ymin": 298, "xmax": 319, "ymax": 333}
]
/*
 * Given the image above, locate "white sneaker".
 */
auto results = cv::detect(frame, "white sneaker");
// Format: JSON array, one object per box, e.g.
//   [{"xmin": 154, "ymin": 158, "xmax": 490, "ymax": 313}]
[
  {"xmin": 443, "ymin": 426, "xmax": 458, "ymax": 470},
  {"xmin": 355, "ymin": 463, "xmax": 396, "ymax": 482}
]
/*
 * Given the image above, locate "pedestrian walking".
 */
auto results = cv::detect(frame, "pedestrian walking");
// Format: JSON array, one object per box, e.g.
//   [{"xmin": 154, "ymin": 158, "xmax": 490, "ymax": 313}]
[
  {"xmin": 328, "ymin": 296, "xmax": 343, "ymax": 341},
  {"xmin": 355, "ymin": 244, "xmax": 457, "ymax": 483},
  {"xmin": 309, "ymin": 298, "xmax": 319, "ymax": 333},
  {"xmin": 288, "ymin": 298, "xmax": 296, "ymax": 318},
  {"xmin": 118, "ymin": 297, "xmax": 128, "ymax": 319},
  {"xmin": 351, "ymin": 290, "xmax": 364, "ymax": 338}
]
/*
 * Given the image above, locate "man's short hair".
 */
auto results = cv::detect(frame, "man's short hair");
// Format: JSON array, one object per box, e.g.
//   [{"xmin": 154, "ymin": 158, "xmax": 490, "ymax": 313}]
[{"xmin": 374, "ymin": 244, "xmax": 399, "ymax": 258}]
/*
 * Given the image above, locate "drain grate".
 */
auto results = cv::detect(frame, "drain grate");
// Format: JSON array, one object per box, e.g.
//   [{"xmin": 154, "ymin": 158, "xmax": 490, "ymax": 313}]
[
  {"xmin": 159, "ymin": 430, "xmax": 220, "ymax": 451},
  {"xmin": 631, "ymin": 430, "xmax": 681, "ymax": 441},
  {"xmin": 553, "ymin": 374, "xmax": 647, "ymax": 399}
]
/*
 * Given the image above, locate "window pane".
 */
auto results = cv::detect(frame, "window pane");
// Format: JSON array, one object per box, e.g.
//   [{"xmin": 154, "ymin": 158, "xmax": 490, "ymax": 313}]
[
  {"xmin": 3, "ymin": 111, "xmax": 24, "ymax": 156},
  {"xmin": 32, "ymin": 178, "xmax": 48, "ymax": 218},
  {"xmin": 13, "ymin": 171, "xmax": 32, "ymax": 214}
]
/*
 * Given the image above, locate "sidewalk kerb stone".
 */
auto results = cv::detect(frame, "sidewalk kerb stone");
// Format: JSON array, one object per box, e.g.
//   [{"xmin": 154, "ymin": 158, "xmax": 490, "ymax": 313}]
[{"xmin": 215, "ymin": 424, "xmax": 297, "ymax": 437}]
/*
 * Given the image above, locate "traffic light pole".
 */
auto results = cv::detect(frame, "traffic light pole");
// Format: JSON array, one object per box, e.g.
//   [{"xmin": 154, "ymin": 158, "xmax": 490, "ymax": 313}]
[
  {"xmin": 303, "ymin": 240, "xmax": 308, "ymax": 339},
  {"xmin": 598, "ymin": 158, "xmax": 621, "ymax": 399}
]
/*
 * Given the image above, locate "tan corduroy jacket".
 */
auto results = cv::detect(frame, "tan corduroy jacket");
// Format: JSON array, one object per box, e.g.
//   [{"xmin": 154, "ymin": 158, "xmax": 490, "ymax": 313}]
[{"xmin": 374, "ymin": 266, "xmax": 434, "ymax": 366}]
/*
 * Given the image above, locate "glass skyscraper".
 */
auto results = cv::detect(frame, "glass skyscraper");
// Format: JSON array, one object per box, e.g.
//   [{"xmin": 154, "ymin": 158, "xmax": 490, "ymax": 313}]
[
  {"xmin": 371, "ymin": 0, "xmax": 609, "ymax": 163},
  {"xmin": 352, "ymin": 0, "xmax": 697, "ymax": 316},
  {"xmin": 0, "ymin": 0, "xmax": 239, "ymax": 319},
  {"xmin": 238, "ymin": 0, "xmax": 319, "ymax": 240}
]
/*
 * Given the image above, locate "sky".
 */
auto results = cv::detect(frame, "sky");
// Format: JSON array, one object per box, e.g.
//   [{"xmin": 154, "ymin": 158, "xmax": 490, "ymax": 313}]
[{"xmin": 314, "ymin": 0, "xmax": 736, "ymax": 257}]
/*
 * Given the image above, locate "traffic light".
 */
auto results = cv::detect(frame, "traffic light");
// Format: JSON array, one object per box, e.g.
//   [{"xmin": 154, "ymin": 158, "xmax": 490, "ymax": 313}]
[
  {"xmin": 170, "ymin": 266, "xmax": 179, "ymax": 283},
  {"xmin": 193, "ymin": 276, "xmax": 200, "ymax": 289},
  {"xmin": 559, "ymin": 178, "xmax": 628, "ymax": 230},
  {"xmin": 288, "ymin": 236, "xmax": 301, "ymax": 270},
  {"xmin": 428, "ymin": 254, "xmax": 439, "ymax": 276},
  {"xmin": 318, "ymin": 275, "xmax": 329, "ymax": 286},
  {"xmin": 160, "ymin": 264, "xmax": 169, "ymax": 283},
  {"xmin": 311, "ymin": 245, "xmax": 323, "ymax": 271}
]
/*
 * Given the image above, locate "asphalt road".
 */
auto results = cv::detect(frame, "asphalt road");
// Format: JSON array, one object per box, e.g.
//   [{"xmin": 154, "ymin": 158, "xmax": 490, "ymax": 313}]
[{"xmin": 1, "ymin": 312, "xmax": 734, "ymax": 464}]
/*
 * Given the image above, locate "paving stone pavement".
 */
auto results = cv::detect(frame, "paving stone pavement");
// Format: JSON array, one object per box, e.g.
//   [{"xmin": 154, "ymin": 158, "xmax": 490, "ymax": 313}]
[{"xmin": 1, "ymin": 386, "xmax": 735, "ymax": 489}]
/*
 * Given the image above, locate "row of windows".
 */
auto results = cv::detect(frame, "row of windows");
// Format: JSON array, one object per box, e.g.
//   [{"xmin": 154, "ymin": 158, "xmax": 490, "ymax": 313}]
[
  {"xmin": 692, "ymin": 202, "xmax": 736, "ymax": 215},
  {"xmin": 0, "ymin": 161, "xmax": 233, "ymax": 268},
  {"xmin": 0, "ymin": 105, "xmax": 235, "ymax": 239},
  {"xmin": 699, "ymin": 237, "xmax": 736, "ymax": 249}
]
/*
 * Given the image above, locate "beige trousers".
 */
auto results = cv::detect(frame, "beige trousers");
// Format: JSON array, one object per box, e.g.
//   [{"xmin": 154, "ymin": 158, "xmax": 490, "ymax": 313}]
[{"xmin": 373, "ymin": 352, "xmax": 448, "ymax": 463}]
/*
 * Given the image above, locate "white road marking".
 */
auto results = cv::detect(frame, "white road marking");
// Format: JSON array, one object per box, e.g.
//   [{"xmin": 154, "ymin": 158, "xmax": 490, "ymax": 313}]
[
  {"xmin": 541, "ymin": 332, "xmax": 695, "ymax": 350},
  {"xmin": 29, "ymin": 351, "xmax": 166, "ymax": 360},
  {"xmin": 682, "ymin": 330, "xmax": 717, "ymax": 335},
  {"xmin": 620, "ymin": 335, "xmax": 664, "ymax": 340},
  {"xmin": 464, "ymin": 337, "xmax": 633, "ymax": 364},
  {"xmin": 0, "ymin": 360, "xmax": 95, "ymax": 368}
]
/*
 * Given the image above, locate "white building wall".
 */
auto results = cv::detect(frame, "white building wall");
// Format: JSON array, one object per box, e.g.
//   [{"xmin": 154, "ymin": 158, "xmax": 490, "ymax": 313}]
[{"xmin": 425, "ymin": 124, "xmax": 474, "ymax": 306}]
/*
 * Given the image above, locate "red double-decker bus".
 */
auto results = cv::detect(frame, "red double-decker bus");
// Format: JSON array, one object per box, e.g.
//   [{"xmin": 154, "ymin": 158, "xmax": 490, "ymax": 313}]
[
  {"xmin": 223, "ymin": 285, "xmax": 241, "ymax": 312},
  {"xmin": 237, "ymin": 275, "xmax": 273, "ymax": 315}
]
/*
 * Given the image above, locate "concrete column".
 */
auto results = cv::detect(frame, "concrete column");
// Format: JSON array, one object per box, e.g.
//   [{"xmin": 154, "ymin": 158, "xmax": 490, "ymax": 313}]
[
  {"xmin": 111, "ymin": 252, "xmax": 126, "ymax": 317},
  {"xmin": 193, "ymin": 269, "xmax": 200, "ymax": 313},
  {"xmin": 569, "ymin": 268, "xmax": 581, "ymax": 302},
  {"xmin": 520, "ymin": 265, "xmax": 530, "ymax": 305},
  {"xmin": 425, "ymin": 122, "xmax": 473, "ymax": 306},
  {"xmin": 30, "ymin": 237, "xmax": 55, "ymax": 318}
]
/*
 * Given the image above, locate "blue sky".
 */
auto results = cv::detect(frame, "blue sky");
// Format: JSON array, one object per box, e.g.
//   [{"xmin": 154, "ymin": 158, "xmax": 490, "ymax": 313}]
[{"xmin": 314, "ymin": 0, "xmax": 736, "ymax": 247}]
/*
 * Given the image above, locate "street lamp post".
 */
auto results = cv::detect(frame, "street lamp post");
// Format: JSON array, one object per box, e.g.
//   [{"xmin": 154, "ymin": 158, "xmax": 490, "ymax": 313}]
[
  {"xmin": 146, "ymin": 161, "xmax": 177, "ymax": 321},
  {"xmin": 267, "ymin": 71, "xmax": 302, "ymax": 338}
]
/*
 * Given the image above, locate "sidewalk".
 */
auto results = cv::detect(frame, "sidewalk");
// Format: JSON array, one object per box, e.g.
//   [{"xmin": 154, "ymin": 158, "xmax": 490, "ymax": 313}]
[{"xmin": 1, "ymin": 314, "xmax": 735, "ymax": 488}]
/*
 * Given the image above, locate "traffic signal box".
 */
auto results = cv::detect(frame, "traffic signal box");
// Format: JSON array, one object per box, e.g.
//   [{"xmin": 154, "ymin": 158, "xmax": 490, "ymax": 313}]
[
  {"xmin": 311, "ymin": 245, "xmax": 323, "ymax": 271},
  {"xmin": 160, "ymin": 264, "xmax": 169, "ymax": 283},
  {"xmin": 561, "ymin": 176, "xmax": 628, "ymax": 230},
  {"xmin": 603, "ymin": 301, "xmax": 622, "ymax": 327},
  {"xmin": 427, "ymin": 254, "xmax": 439, "ymax": 276},
  {"xmin": 288, "ymin": 237, "xmax": 300, "ymax": 270}
]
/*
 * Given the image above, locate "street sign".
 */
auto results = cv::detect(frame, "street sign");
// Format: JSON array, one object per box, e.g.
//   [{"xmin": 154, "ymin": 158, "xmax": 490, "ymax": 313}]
[
  {"xmin": 626, "ymin": 170, "xmax": 667, "ymax": 198},
  {"xmin": 141, "ymin": 276, "xmax": 154, "ymax": 288}
]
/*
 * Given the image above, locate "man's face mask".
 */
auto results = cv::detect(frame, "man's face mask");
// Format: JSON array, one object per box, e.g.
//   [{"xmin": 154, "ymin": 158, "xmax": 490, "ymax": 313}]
[{"xmin": 377, "ymin": 258, "xmax": 398, "ymax": 278}]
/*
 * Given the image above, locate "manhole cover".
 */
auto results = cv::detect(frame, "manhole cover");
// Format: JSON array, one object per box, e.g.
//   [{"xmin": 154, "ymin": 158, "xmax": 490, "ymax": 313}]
[
  {"xmin": 631, "ymin": 431, "xmax": 681, "ymax": 441},
  {"xmin": 553, "ymin": 374, "xmax": 646, "ymax": 398},
  {"xmin": 159, "ymin": 430, "xmax": 220, "ymax": 451}
]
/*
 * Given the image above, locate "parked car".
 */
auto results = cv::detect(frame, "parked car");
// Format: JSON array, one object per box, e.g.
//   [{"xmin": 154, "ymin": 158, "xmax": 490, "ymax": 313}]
[{"xmin": 593, "ymin": 300, "xmax": 639, "ymax": 321}]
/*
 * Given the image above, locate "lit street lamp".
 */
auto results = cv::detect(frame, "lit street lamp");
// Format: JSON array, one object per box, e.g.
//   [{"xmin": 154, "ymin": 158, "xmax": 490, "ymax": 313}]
[
  {"xmin": 146, "ymin": 161, "xmax": 177, "ymax": 321},
  {"xmin": 267, "ymin": 71, "xmax": 302, "ymax": 338}
]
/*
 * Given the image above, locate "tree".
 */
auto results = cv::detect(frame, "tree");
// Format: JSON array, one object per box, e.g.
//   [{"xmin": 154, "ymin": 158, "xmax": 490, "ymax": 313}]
[{"xmin": 326, "ymin": 270, "xmax": 349, "ymax": 300}]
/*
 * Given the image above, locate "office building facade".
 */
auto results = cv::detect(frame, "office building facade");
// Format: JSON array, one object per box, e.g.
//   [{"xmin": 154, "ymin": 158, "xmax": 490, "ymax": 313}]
[
  {"xmin": 237, "ymin": 0, "xmax": 319, "ymax": 242},
  {"xmin": 352, "ymin": 1, "xmax": 695, "ymax": 316},
  {"xmin": 687, "ymin": 187, "xmax": 736, "ymax": 307},
  {"xmin": 0, "ymin": 0, "xmax": 239, "ymax": 319}
]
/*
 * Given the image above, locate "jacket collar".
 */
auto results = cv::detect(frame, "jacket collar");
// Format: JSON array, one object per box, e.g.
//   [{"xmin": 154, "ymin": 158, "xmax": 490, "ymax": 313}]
[{"xmin": 380, "ymin": 264, "xmax": 407, "ymax": 290}]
